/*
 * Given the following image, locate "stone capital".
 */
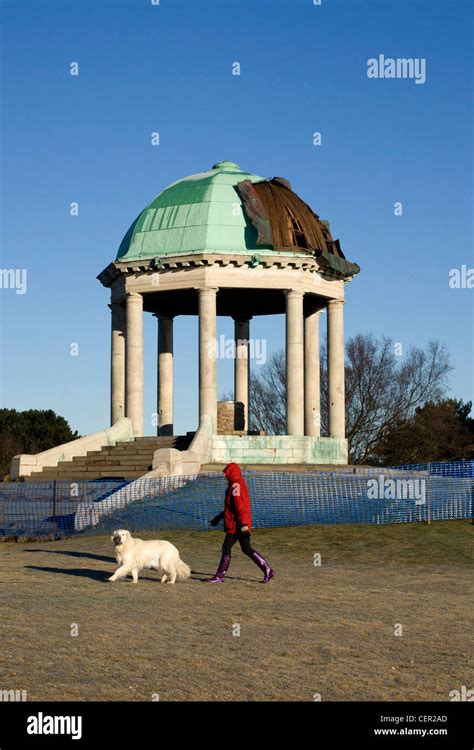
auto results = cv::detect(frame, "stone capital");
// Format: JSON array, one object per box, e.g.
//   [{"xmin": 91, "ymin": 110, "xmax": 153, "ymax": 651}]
[
  {"xmin": 284, "ymin": 289, "xmax": 304, "ymax": 299},
  {"xmin": 195, "ymin": 286, "xmax": 219, "ymax": 295},
  {"xmin": 305, "ymin": 308, "xmax": 323, "ymax": 319},
  {"xmin": 153, "ymin": 312, "xmax": 175, "ymax": 321},
  {"xmin": 126, "ymin": 292, "xmax": 143, "ymax": 303}
]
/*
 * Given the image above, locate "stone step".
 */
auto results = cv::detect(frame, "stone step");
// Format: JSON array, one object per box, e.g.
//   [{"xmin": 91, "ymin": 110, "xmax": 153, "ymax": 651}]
[
  {"xmin": 102, "ymin": 445, "xmax": 172, "ymax": 453},
  {"xmin": 81, "ymin": 455, "xmax": 152, "ymax": 462},
  {"xmin": 121, "ymin": 439, "xmax": 177, "ymax": 446},
  {"xmin": 26, "ymin": 470, "xmax": 144, "ymax": 481},
  {"xmin": 73, "ymin": 462, "xmax": 154, "ymax": 470},
  {"xmin": 53, "ymin": 447, "xmax": 182, "ymax": 464},
  {"xmin": 23, "ymin": 434, "xmax": 192, "ymax": 481},
  {"xmin": 30, "ymin": 455, "xmax": 158, "ymax": 470},
  {"xmin": 58, "ymin": 458, "xmax": 152, "ymax": 469},
  {"xmin": 72, "ymin": 451, "xmax": 157, "ymax": 462},
  {"xmin": 110, "ymin": 444, "xmax": 189, "ymax": 453},
  {"xmin": 56, "ymin": 464, "xmax": 152, "ymax": 473},
  {"xmin": 73, "ymin": 445, "xmax": 170, "ymax": 455},
  {"xmin": 25, "ymin": 476, "xmax": 142, "ymax": 482}
]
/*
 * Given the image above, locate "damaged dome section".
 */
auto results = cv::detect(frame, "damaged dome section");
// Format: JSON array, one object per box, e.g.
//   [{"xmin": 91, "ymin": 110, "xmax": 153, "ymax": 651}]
[{"xmin": 235, "ymin": 177, "xmax": 360, "ymax": 280}]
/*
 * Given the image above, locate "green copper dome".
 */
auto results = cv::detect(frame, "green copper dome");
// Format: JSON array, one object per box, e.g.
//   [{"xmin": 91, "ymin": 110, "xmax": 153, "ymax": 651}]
[{"xmin": 117, "ymin": 161, "xmax": 272, "ymax": 261}]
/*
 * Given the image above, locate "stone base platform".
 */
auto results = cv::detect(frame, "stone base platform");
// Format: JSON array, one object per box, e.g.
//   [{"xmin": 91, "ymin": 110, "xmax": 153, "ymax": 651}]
[{"xmin": 209, "ymin": 435, "xmax": 348, "ymax": 465}]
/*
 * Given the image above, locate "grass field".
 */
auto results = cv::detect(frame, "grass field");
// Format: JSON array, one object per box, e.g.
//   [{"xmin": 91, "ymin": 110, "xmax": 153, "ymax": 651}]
[{"xmin": 0, "ymin": 521, "xmax": 472, "ymax": 701}]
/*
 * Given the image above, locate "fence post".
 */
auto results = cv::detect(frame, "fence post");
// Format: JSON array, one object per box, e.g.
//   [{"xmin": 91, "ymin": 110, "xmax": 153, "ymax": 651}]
[
  {"xmin": 51, "ymin": 480, "xmax": 57, "ymax": 540},
  {"xmin": 426, "ymin": 463, "xmax": 431, "ymax": 525},
  {"xmin": 470, "ymin": 478, "xmax": 474, "ymax": 525}
]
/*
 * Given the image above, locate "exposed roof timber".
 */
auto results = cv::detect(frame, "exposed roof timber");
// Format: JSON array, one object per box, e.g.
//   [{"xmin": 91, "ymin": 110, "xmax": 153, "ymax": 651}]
[{"xmin": 236, "ymin": 178, "xmax": 346, "ymax": 257}]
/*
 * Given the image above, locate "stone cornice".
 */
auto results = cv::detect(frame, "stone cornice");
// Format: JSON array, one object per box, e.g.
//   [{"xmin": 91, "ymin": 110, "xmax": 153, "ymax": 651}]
[{"xmin": 97, "ymin": 253, "xmax": 334, "ymax": 288}]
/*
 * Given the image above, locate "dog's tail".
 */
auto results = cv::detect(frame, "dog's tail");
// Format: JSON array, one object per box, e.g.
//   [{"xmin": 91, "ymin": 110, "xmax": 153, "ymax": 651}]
[{"xmin": 176, "ymin": 558, "xmax": 191, "ymax": 581}]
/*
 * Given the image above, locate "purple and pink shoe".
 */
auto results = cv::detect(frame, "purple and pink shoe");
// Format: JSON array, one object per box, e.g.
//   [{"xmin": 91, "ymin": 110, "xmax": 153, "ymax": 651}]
[
  {"xmin": 251, "ymin": 551, "xmax": 276, "ymax": 583},
  {"xmin": 205, "ymin": 554, "xmax": 231, "ymax": 583}
]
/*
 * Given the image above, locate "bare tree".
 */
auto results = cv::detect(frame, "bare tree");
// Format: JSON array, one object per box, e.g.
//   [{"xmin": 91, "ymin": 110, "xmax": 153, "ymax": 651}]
[
  {"xmin": 249, "ymin": 351, "xmax": 286, "ymax": 434},
  {"xmin": 249, "ymin": 334, "xmax": 452, "ymax": 463}
]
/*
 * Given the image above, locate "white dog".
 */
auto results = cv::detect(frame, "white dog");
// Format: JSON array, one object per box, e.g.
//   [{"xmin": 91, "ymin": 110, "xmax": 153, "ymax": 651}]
[{"xmin": 109, "ymin": 529, "xmax": 191, "ymax": 584}]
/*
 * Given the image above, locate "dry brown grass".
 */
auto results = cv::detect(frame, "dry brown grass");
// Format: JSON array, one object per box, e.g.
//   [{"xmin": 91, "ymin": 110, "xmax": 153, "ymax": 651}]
[{"xmin": 0, "ymin": 521, "xmax": 472, "ymax": 701}]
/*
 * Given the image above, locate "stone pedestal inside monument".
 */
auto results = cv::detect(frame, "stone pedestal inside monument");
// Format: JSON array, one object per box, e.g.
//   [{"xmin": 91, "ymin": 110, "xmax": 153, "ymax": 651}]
[{"xmin": 217, "ymin": 401, "xmax": 245, "ymax": 433}]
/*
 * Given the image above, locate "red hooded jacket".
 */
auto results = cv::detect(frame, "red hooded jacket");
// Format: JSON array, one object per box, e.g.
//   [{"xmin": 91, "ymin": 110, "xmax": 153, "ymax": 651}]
[{"xmin": 223, "ymin": 463, "xmax": 252, "ymax": 534}]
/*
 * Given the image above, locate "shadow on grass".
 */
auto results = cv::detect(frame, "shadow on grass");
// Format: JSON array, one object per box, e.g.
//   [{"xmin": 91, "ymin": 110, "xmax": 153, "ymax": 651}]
[
  {"xmin": 25, "ymin": 565, "xmax": 112, "ymax": 582},
  {"xmin": 191, "ymin": 571, "xmax": 260, "ymax": 583},
  {"xmin": 25, "ymin": 568, "xmax": 262, "ymax": 583},
  {"xmin": 21, "ymin": 565, "xmax": 253, "ymax": 584},
  {"xmin": 23, "ymin": 549, "xmax": 114, "ymax": 563}
]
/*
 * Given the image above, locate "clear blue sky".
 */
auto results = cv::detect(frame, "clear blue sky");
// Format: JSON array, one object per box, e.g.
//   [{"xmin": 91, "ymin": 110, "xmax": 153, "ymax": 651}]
[{"xmin": 1, "ymin": 0, "xmax": 472, "ymax": 437}]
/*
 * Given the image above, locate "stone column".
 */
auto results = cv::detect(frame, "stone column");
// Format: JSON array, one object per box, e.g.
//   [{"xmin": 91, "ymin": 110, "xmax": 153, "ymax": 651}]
[
  {"xmin": 327, "ymin": 299, "xmax": 345, "ymax": 438},
  {"xmin": 125, "ymin": 292, "xmax": 144, "ymax": 437},
  {"xmin": 234, "ymin": 318, "xmax": 251, "ymax": 431},
  {"xmin": 198, "ymin": 287, "xmax": 218, "ymax": 430},
  {"xmin": 109, "ymin": 302, "xmax": 126, "ymax": 426},
  {"xmin": 304, "ymin": 309, "xmax": 321, "ymax": 436},
  {"xmin": 285, "ymin": 290, "xmax": 304, "ymax": 435},
  {"xmin": 157, "ymin": 315, "xmax": 174, "ymax": 436}
]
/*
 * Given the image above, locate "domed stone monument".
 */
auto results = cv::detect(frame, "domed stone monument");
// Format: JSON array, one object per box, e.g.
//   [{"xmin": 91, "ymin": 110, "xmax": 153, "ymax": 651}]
[
  {"xmin": 11, "ymin": 160, "xmax": 360, "ymax": 481},
  {"xmin": 98, "ymin": 160, "xmax": 360, "ymax": 466}
]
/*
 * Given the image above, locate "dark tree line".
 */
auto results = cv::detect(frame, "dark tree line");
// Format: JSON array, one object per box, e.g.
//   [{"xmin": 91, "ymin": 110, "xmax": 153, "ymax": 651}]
[
  {"xmin": 374, "ymin": 399, "xmax": 474, "ymax": 465},
  {"xmin": 0, "ymin": 409, "xmax": 79, "ymax": 478}
]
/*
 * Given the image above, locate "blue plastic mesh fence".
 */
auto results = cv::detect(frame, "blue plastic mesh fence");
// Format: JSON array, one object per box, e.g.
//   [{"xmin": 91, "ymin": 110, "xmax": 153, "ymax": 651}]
[{"xmin": 0, "ymin": 460, "xmax": 472, "ymax": 540}]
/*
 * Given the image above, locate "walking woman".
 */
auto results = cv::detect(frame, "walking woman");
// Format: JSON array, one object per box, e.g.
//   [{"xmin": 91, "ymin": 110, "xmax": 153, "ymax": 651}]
[{"xmin": 206, "ymin": 462, "xmax": 276, "ymax": 584}]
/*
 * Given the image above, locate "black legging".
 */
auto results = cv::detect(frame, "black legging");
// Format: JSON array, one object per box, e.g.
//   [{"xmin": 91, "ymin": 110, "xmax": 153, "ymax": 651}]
[{"xmin": 222, "ymin": 531, "xmax": 255, "ymax": 557}]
